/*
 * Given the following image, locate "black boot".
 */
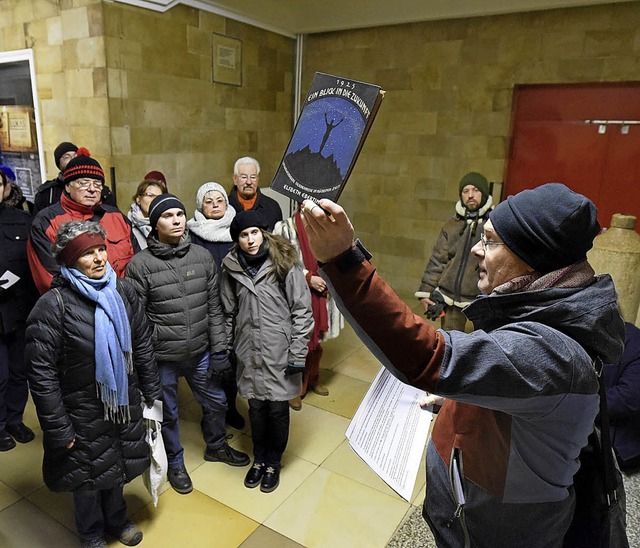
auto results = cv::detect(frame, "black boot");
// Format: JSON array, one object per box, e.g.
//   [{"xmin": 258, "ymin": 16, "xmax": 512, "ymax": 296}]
[{"xmin": 260, "ymin": 465, "xmax": 280, "ymax": 493}]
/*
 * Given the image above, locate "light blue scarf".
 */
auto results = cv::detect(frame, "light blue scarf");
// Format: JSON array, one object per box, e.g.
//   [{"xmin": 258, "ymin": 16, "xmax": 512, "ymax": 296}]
[{"xmin": 61, "ymin": 263, "xmax": 133, "ymax": 423}]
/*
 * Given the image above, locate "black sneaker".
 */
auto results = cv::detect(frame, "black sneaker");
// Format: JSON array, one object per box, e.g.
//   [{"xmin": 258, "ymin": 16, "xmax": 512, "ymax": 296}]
[
  {"xmin": 6, "ymin": 422, "xmax": 35, "ymax": 444},
  {"xmin": 0, "ymin": 430, "xmax": 16, "ymax": 452},
  {"xmin": 167, "ymin": 465, "xmax": 193, "ymax": 494},
  {"xmin": 204, "ymin": 443, "xmax": 250, "ymax": 467},
  {"xmin": 260, "ymin": 466, "xmax": 280, "ymax": 493},
  {"xmin": 244, "ymin": 462, "xmax": 265, "ymax": 488}
]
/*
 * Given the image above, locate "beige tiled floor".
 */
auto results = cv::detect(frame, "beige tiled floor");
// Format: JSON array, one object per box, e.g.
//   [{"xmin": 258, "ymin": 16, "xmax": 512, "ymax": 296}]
[{"xmin": 0, "ymin": 324, "xmax": 423, "ymax": 547}]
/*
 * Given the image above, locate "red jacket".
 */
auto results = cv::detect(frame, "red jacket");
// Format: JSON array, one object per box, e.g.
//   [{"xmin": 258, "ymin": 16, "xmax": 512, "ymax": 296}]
[{"xmin": 28, "ymin": 193, "xmax": 138, "ymax": 294}]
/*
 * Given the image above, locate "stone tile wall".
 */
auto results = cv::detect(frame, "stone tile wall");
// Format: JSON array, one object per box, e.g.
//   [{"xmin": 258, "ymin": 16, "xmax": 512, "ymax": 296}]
[
  {"xmin": 304, "ymin": 1, "xmax": 640, "ymax": 303},
  {"xmin": 0, "ymin": 0, "xmax": 109, "ymax": 180},
  {"xmin": 2, "ymin": 1, "xmax": 640, "ymax": 303},
  {"xmin": 0, "ymin": 0, "xmax": 294, "ymax": 209},
  {"xmin": 102, "ymin": 2, "xmax": 295, "ymax": 208}
]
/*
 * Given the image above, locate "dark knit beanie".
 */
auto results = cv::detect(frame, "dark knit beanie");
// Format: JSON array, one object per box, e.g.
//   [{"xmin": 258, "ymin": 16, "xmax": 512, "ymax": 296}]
[
  {"xmin": 63, "ymin": 148, "xmax": 105, "ymax": 184},
  {"xmin": 459, "ymin": 172, "xmax": 490, "ymax": 207},
  {"xmin": 54, "ymin": 142, "xmax": 78, "ymax": 170},
  {"xmin": 148, "ymin": 193, "xmax": 186, "ymax": 229},
  {"xmin": 230, "ymin": 210, "xmax": 268, "ymax": 242},
  {"xmin": 489, "ymin": 183, "xmax": 600, "ymax": 274}
]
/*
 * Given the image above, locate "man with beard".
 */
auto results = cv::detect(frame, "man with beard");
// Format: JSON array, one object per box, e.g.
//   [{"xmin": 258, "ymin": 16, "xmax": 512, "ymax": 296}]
[
  {"xmin": 228, "ymin": 157, "xmax": 282, "ymax": 231},
  {"xmin": 416, "ymin": 172, "xmax": 493, "ymax": 331}
]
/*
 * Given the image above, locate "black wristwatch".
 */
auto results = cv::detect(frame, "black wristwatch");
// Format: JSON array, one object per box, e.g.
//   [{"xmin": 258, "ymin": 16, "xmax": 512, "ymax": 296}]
[{"xmin": 323, "ymin": 238, "xmax": 372, "ymax": 273}]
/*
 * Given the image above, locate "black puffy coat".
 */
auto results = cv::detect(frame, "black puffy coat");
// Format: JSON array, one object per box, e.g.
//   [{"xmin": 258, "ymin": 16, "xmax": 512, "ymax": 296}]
[
  {"xmin": 125, "ymin": 235, "xmax": 227, "ymax": 362},
  {"xmin": 0, "ymin": 202, "xmax": 38, "ymax": 333},
  {"xmin": 25, "ymin": 276, "xmax": 161, "ymax": 492}
]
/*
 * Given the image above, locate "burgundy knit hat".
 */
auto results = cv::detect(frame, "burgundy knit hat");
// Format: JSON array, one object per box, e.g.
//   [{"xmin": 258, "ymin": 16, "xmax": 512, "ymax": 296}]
[
  {"xmin": 57, "ymin": 231, "xmax": 106, "ymax": 266},
  {"xmin": 144, "ymin": 170, "xmax": 167, "ymax": 185},
  {"xmin": 63, "ymin": 147, "xmax": 105, "ymax": 184}
]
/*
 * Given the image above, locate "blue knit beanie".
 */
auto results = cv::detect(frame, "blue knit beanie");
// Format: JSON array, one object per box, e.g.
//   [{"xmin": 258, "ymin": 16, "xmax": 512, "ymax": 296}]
[{"xmin": 489, "ymin": 183, "xmax": 600, "ymax": 274}]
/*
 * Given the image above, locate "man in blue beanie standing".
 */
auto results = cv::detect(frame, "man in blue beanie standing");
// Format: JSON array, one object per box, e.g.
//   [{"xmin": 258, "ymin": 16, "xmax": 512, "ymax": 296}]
[{"xmin": 300, "ymin": 183, "xmax": 625, "ymax": 548}]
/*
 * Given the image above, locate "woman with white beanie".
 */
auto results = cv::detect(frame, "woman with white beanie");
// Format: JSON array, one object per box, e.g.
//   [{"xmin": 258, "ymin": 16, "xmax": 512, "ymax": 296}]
[
  {"xmin": 187, "ymin": 182, "xmax": 244, "ymax": 430},
  {"xmin": 187, "ymin": 182, "xmax": 236, "ymax": 267}
]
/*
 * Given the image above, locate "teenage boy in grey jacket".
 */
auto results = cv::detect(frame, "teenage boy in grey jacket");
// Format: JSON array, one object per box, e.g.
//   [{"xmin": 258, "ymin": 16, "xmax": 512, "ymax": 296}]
[{"xmin": 126, "ymin": 194, "xmax": 249, "ymax": 495}]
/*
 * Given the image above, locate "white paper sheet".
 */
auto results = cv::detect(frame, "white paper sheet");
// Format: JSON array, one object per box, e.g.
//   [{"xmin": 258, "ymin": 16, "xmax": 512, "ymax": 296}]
[
  {"xmin": 142, "ymin": 399, "xmax": 163, "ymax": 422},
  {"xmin": 346, "ymin": 367, "xmax": 433, "ymax": 501},
  {"xmin": 0, "ymin": 270, "xmax": 20, "ymax": 289}
]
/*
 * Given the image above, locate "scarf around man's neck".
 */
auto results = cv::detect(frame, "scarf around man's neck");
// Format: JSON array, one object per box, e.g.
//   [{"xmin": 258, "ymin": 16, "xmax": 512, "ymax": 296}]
[
  {"xmin": 61, "ymin": 263, "xmax": 133, "ymax": 423},
  {"xmin": 492, "ymin": 259, "xmax": 596, "ymax": 295},
  {"xmin": 237, "ymin": 191, "xmax": 258, "ymax": 212}
]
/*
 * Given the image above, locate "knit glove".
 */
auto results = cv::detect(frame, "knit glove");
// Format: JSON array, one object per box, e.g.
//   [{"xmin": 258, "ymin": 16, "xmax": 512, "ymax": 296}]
[
  {"xmin": 425, "ymin": 289, "xmax": 446, "ymax": 321},
  {"xmin": 284, "ymin": 363, "xmax": 305, "ymax": 376},
  {"xmin": 209, "ymin": 353, "xmax": 234, "ymax": 383}
]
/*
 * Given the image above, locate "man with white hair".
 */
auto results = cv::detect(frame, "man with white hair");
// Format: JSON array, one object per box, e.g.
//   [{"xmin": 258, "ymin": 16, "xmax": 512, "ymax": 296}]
[
  {"xmin": 300, "ymin": 183, "xmax": 625, "ymax": 547},
  {"xmin": 228, "ymin": 157, "xmax": 282, "ymax": 231}
]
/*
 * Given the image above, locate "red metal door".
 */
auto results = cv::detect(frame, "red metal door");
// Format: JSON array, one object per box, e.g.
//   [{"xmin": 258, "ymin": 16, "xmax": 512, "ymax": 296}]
[{"xmin": 506, "ymin": 84, "xmax": 640, "ymax": 232}]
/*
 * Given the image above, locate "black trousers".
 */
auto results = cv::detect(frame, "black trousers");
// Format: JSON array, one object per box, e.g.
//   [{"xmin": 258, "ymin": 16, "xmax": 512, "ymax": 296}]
[
  {"xmin": 73, "ymin": 484, "xmax": 127, "ymax": 541},
  {"xmin": 0, "ymin": 329, "xmax": 29, "ymax": 430},
  {"xmin": 248, "ymin": 399, "xmax": 290, "ymax": 468}
]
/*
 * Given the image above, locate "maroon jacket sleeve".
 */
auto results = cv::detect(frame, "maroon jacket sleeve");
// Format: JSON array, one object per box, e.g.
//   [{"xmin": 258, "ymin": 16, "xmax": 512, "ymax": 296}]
[{"xmin": 321, "ymin": 250, "xmax": 446, "ymax": 391}]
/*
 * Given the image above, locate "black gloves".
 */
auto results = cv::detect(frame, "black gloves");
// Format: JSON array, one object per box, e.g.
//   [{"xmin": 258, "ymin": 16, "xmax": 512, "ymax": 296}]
[
  {"xmin": 425, "ymin": 289, "xmax": 446, "ymax": 321},
  {"xmin": 209, "ymin": 353, "xmax": 234, "ymax": 383},
  {"xmin": 284, "ymin": 363, "xmax": 305, "ymax": 376}
]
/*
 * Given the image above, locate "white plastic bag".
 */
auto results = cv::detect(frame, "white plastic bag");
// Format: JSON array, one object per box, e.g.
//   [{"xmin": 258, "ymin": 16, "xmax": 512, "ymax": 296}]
[{"xmin": 142, "ymin": 402, "xmax": 167, "ymax": 506}]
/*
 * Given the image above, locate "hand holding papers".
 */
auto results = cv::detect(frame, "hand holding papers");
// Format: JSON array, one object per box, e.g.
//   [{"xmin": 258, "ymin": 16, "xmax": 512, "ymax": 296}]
[
  {"xmin": 0, "ymin": 270, "xmax": 20, "ymax": 290},
  {"xmin": 346, "ymin": 367, "xmax": 433, "ymax": 501}
]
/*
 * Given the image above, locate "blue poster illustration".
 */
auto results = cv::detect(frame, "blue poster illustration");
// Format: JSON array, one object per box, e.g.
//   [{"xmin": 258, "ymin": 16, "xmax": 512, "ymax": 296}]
[{"xmin": 271, "ymin": 72, "xmax": 384, "ymax": 203}]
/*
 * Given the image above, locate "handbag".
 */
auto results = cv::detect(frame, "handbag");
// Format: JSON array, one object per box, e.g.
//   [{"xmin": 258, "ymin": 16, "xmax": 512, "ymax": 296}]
[
  {"xmin": 563, "ymin": 358, "xmax": 629, "ymax": 548},
  {"xmin": 143, "ymin": 416, "xmax": 168, "ymax": 507}
]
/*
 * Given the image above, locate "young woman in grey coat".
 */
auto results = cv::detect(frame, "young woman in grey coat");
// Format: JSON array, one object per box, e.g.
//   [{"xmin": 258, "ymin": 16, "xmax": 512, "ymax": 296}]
[{"xmin": 220, "ymin": 210, "xmax": 313, "ymax": 494}]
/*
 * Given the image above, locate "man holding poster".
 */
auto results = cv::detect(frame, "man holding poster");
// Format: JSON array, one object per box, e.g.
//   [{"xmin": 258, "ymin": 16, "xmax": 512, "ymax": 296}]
[{"xmin": 300, "ymin": 184, "xmax": 625, "ymax": 548}]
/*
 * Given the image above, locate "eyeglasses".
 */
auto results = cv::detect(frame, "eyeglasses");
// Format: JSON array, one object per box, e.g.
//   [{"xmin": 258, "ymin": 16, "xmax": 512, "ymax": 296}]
[
  {"xmin": 479, "ymin": 235, "xmax": 506, "ymax": 251},
  {"xmin": 237, "ymin": 174, "xmax": 258, "ymax": 182},
  {"xmin": 73, "ymin": 180, "xmax": 104, "ymax": 190},
  {"xmin": 140, "ymin": 192, "xmax": 161, "ymax": 199}
]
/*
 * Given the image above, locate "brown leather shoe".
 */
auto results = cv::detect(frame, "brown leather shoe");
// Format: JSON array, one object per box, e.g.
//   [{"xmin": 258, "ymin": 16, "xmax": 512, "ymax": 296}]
[
  {"xmin": 289, "ymin": 397, "xmax": 302, "ymax": 411},
  {"xmin": 312, "ymin": 384, "xmax": 329, "ymax": 396}
]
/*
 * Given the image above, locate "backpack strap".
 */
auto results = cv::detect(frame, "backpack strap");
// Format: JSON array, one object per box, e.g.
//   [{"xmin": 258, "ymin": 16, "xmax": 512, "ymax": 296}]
[{"xmin": 593, "ymin": 356, "xmax": 620, "ymax": 505}]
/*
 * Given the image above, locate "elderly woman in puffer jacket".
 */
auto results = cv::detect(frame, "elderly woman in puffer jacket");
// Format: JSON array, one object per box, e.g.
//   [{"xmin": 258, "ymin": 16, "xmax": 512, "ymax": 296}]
[
  {"xmin": 220, "ymin": 210, "xmax": 313, "ymax": 494},
  {"xmin": 25, "ymin": 220, "xmax": 161, "ymax": 548}
]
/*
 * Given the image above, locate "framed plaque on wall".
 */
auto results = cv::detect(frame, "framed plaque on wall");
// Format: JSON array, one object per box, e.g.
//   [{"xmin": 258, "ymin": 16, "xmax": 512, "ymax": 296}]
[{"xmin": 212, "ymin": 33, "xmax": 242, "ymax": 86}]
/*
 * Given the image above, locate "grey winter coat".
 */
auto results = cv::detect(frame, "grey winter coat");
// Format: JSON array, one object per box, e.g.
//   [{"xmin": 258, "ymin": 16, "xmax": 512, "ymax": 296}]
[
  {"xmin": 220, "ymin": 251, "xmax": 313, "ymax": 401},
  {"xmin": 125, "ymin": 235, "xmax": 226, "ymax": 362}
]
